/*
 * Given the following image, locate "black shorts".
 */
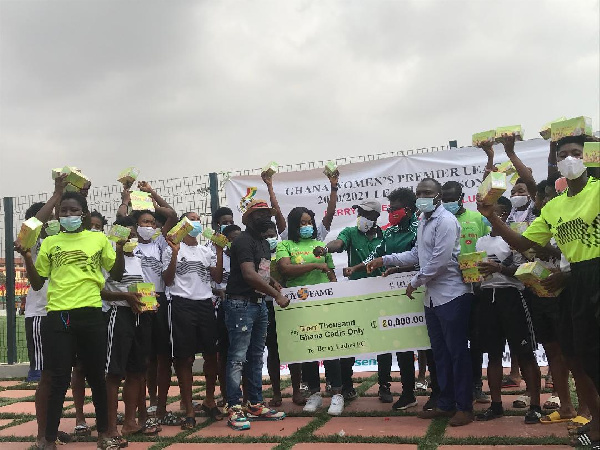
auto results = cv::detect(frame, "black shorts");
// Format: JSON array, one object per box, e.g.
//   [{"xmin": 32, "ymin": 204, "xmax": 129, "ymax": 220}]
[
  {"xmin": 105, "ymin": 306, "xmax": 152, "ymax": 376},
  {"xmin": 170, "ymin": 296, "xmax": 218, "ymax": 359},
  {"xmin": 150, "ymin": 292, "xmax": 170, "ymax": 356},
  {"xmin": 265, "ymin": 300, "xmax": 279, "ymax": 354},
  {"xmin": 477, "ymin": 287, "xmax": 537, "ymax": 358},
  {"xmin": 215, "ymin": 299, "xmax": 229, "ymax": 354},
  {"xmin": 25, "ymin": 316, "xmax": 44, "ymax": 371},
  {"xmin": 525, "ymin": 289, "xmax": 560, "ymax": 345},
  {"xmin": 468, "ymin": 290, "xmax": 483, "ymax": 349},
  {"xmin": 558, "ymin": 286, "xmax": 575, "ymax": 357}
]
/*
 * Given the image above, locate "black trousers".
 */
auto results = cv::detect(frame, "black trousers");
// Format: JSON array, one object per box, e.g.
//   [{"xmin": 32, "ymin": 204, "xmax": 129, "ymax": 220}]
[
  {"xmin": 377, "ymin": 351, "xmax": 416, "ymax": 395},
  {"xmin": 42, "ymin": 307, "xmax": 108, "ymax": 442}
]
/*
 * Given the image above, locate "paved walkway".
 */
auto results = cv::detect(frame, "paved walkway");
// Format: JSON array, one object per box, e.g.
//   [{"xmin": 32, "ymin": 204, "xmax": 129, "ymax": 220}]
[{"xmin": 0, "ymin": 368, "xmax": 574, "ymax": 449}]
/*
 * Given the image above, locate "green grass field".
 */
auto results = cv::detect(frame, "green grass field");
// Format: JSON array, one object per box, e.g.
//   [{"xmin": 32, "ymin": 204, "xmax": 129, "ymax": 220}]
[{"xmin": 0, "ymin": 315, "xmax": 29, "ymax": 364}]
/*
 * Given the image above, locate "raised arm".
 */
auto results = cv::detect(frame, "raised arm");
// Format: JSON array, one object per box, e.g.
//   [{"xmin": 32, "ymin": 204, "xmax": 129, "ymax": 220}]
[
  {"xmin": 322, "ymin": 170, "xmax": 339, "ymax": 231},
  {"xmin": 501, "ymin": 135, "xmax": 537, "ymax": 198},
  {"xmin": 36, "ymin": 175, "xmax": 69, "ymax": 222},
  {"xmin": 547, "ymin": 141, "xmax": 559, "ymax": 178},
  {"xmin": 137, "ymin": 181, "xmax": 178, "ymax": 232},
  {"xmin": 477, "ymin": 199, "xmax": 537, "ymax": 253},
  {"xmin": 209, "ymin": 246, "xmax": 224, "ymax": 284},
  {"xmin": 162, "ymin": 239, "xmax": 179, "ymax": 287},
  {"xmin": 480, "ymin": 142, "xmax": 495, "ymax": 178},
  {"xmin": 262, "ymin": 171, "xmax": 287, "ymax": 234},
  {"xmin": 108, "ymin": 243, "xmax": 125, "ymax": 282},
  {"xmin": 117, "ymin": 189, "xmax": 131, "ymax": 218}
]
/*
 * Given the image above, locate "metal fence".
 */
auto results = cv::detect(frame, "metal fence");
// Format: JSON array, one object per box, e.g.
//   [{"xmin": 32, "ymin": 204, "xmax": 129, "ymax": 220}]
[{"xmin": 1, "ymin": 144, "xmax": 446, "ymax": 364}]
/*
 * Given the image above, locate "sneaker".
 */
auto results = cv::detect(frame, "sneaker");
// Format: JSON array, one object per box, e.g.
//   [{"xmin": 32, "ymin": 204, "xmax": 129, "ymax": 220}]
[
  {"xmin": 324, "ymin": 381, "xmax": 332, "ymax": 397},
  {"xmin": 476, "ymin": 407, "xmax": 504, "ymax": 421},
  {"xmin": 448, "ymin": 410, "xmax": 474, "ymax": 427},
  {"xmin": 417, "ymin": 408, "xmax": 456, "ymax": 419},
  {"xmin": 328, "ymin": 394, "xmax": 345, "ymax": 416},
  {"xmin": 303, "ymin": 393, "xmax": 323, "ymax": 413},
  {"xmin": 244, "ymin": 403, "xmax": 286, "ymax": 421},
  {"xmin": 473, "ymin": 386, "xmax": 491, "ymax": 404},
  {"xmin": 97, "ymin": 437, "xmax": 121, "ymax": 450},
  {"xmin": 524, "ymin": 407, "xmax": 542, "ymax": 424},
  {"xmin": 422, "ymin": 394, "xmax": 438, "ymax": 411},
  {"xmin": 501, "ymin": 376, "xmax": 520, "ymax": 388},
  {"xmin": 415, "ymin": 380, "xmax": 428, "ymax": 391},
  {"xmin": 227, "ymin": 405, "xmax": 251, "ymax": 431},
  {"xmin": 342, "ymin": 388, "xmax": 358, "ymax": 401},
  {"xmin": 26, "ymin": 369, "xmax": 41, "ymax": 383},
  {"xmin": 378, "ymin": 385, "xmax": 394, "ymax": 403},
  {"xmin": 392, "ymin": 395, "xmax": 418, "ymax": 411}
]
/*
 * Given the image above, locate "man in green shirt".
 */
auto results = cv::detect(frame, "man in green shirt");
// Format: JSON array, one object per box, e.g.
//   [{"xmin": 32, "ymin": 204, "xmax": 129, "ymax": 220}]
[
  {"xmin": 313, "ymin": 200, "xmax": 383, "ymax": 279},
  {"xmin": 442, "ymin": 181, "xmax": 490, "ymax": 404}
]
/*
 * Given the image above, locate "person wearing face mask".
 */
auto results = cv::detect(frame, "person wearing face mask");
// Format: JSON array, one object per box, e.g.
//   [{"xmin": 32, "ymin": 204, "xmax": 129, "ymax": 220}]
[
  {"xmin": 212, "ymin": 207, "xmax": 235, "ymax": 233},
  {"xmin": 125, "ymin": 183, "xmax": 178, "ymax": 425},
  {"xmin": 477, "ymin": 135, "xmax": 600, "ymax": 447},
  {"xmin": 162, "ymin": 212, "xmax": 224, "ymax": 429},
  {"xmin": 90, "ymin": 211, "xmax": 107, "ymax": 232},
  {"xmin": 101, "ymin": 216, "xmax": 158, "ymax": 444},
  {"xmin": 277, "ymin": 207, "xmax": 342, "ymax": 416},
  {"xmin": 15, "ymin": 190, "xmax": 126, "ymax": 450},
  {"xmin": 367, "ymin": 178, "xmax": 475, "ymax": 427},
  {"xmin": 441, "ymin": 181, "xmax": 490, "ymax": 405},
  {"xmin": 224, "ymin": 199, "xmax": 289, "ymax": 431}
]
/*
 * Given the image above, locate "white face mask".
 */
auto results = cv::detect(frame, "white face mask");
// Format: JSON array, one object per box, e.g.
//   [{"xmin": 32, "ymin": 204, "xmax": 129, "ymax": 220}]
[
  {"xmin": 137, "ymin": 226, "xmax": 156, "ymax": 241},
  {"xmin": 557, "ymin": 156, "xmax": 587, "ymax": 180},
  {"xmin": 357, "ymin": 216, "xmax": 375, "ymax": 233},
  {"xmin": 510, "ymin": 195, "xmax": 529, "ymax": 209}
]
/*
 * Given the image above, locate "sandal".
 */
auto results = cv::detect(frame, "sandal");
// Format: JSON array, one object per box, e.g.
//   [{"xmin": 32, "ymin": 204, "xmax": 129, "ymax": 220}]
[
  {"xmin": 145, "ymin": 417, "xmax": 162, "ymax": 432},
  {"xmin": 201, "ymin": 404, "xmax": 225, "ymax": 421},
  {"xmin": 97, "ymin": 437, "xmax": 122, "ymax": 450},
  {"xmin": 512, "ymin": 394, "xmax": 530, "ymax": 409},
  {"xmin": 74, "ymin": 424, "xmax": 92, "ymax": 437},
  {"xmin": 544, "ymin": 374, "xmax": 554, "ymax": 390},
  {"xmin": 570, "ymin": 432, "xmax": 599, "ymax": 448},
  {"xmin": 543, "ymin": 394, "xmax": 561, "ymax": 410},
  {"xmin": 569, "ymin": 422, "xmax": 592, "ymax": 437},
  {"xmin": 540, "ymin": 411, "xmax": 573, "ymax": 424},
  {"xmin": 159, "ymin": 411, "xmax": 181, "ymax": 426},
  {"xmin": 268, "ymin": 397, "xmax": 283, "ymax": 408},
  {"xmin": 57, "ymin": 431, "xmax": 72, "ymax": 444},
  {"xmin": 147, "ymin": 405, "xmax": 157, "ymax": 417},
  {"xmin": 111, "ymin": 436, "xmax": 128, "ymax": 448},
  {"xmin": 180, "ymin": 416, "xmax": 196, "ymax": 430},
  {"xmin": 568, "ymin": 415, "xmax": 591, "ymax": 431}
]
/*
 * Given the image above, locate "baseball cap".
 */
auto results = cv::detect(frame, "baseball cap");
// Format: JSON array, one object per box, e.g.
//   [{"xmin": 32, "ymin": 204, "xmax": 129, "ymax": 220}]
[{"xmin": 352, "ymin": 200, "xmax": 382, "ymax": 212}]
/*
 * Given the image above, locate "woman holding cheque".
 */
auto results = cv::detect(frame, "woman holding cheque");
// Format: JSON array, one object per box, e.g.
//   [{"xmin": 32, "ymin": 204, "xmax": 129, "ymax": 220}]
[{"xmin": 276, "ymin": 207, "xmax": 347, "ymax": 416}]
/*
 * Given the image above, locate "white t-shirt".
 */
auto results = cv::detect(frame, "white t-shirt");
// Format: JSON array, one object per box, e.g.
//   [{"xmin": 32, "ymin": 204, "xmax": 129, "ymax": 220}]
[
  {"xmin": 162, "ymin": 242, "xmax": 216, "ymax": 301},
  {"xmin": 102, "ymin": 255, "xmax": 145, "ymax": 311},
  {"xmin": 280, "ymin": 221, "xmax": 329, "ymax": 241},
  {"xmin": 476, "ymin": 234, "xmax": 525, "ymax": 290},
  {"xmin": 134, "ymin": 234, "xmax": 167, "ymax": 293},
  {"xmin": 25, "ymin": 239, "xmax": 48, "ymax": 318}
]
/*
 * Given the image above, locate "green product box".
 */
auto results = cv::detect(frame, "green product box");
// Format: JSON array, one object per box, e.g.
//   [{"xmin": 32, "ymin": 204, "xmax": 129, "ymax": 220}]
[
  {"xmin": 550, "ymin": 116, "xmax": 593, "ymax": 142},
  {"xmin": 495, "ymin": 125, "xmax": 524, "ymax": 143},
  {"xmin": 472, "ymin": 129, "xmax": 496, "ymax": 147},
  {"xmin": 323, "ymin": 161, "xmax": 338, "ymax": 177},
  {"xmin": 17, "ymin": 217, "xmax": 43, "ymax": 250},
  {"xmin": 62, "ymin": 166, "xmax": 89, "ymax": 189},
  {"xmin": 123, "ymin": 238, "xmax": 138, "ymax": 253},
  {"xmin": 461, "ymin": 267, "xmax": 484, "ymax": 283},
  {"xmin": 118, "ymin": 167, "xmax": 140, "ymax": 186},
  {"xmin": 202, "ymin": 228, "xmax": 230, "ymax": 248},
  {"xmin": 496, "ymin": 160, "xmax": 516, "ymax": 175},
  {"xmin": 130, "ymin": 190, "xmax": 154, "ymax": 211},
  {"xmin": 128, "ymin": 282, "xmax": 157, "ymax": 312},
  {"xmin": 262, "ymin": 161, "xmax": 279, "ymax": 177},
  {"xmin": 539, "ymin": 116, "xmax": 567, "ymax": 140},
  {"xmin": 477, "ymin": 172, "xmax": 507, "ymax": 205},
  {"xmin": 167, "ymin": 217, "xmax": 193, "ymax": 244},
  {"xmin": 514, "ymin": 261, "xmax": 562, "ymax": 297},
  {"xmin": 584, "ymin": 142, "xmax": 600, "ymax": 168},
  {"xmin": 457, "ymin": 251, "xmax": 487, "ymax": 270},
  {"xmin": 107, "ymin": 224, "xmax": 131, "ymax": 243}
]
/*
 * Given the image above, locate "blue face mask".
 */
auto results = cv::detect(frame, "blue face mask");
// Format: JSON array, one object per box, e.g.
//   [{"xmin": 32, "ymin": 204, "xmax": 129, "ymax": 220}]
[
  {"xmin": 220, "ymin": 224, "xmax": 228, "ymax": 233},
  {"xmin": 299, "ymin": 225, "xmax": 314, "ymax": 239},
  {"xmin": 416, "ymin": 195, "xmax": 438, "ymax": 213},
  {"xmin": 442, "ymin": 201, "xmax": 460, "ymax": 215},
  {"xmin": 59, "ymin": 216, "xmax": 82, "ymax": 232},
  {"xmin": 189, "ymin": 221, "xmax": 202, "ymax": 237},
  {"xmin": 482, "ymin": 216, "xmax": 491, "ymax": 228},
  {"xmin": 266, "ymin": 237, "xmax": 278, "ymax": 251}
]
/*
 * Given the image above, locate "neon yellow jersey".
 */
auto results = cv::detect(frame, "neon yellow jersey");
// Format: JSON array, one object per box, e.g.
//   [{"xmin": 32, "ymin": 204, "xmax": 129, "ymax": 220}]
[
  {"xmin": 275, "ymin": 239, "xmax": 335, "ymax": 288},
  {"xmin": 523, "ymin": 177, "xmax": 599, "ymax": 263},
  {"xmin": 35, "ymin": 230, "xmax": 116, "ymax": 311}
]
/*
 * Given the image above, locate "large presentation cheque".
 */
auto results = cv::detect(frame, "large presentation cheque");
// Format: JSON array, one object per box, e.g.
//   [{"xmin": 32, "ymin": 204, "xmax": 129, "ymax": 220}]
[{"xmin": 274, "ymin": 272, "xmax": 431, "ymax": 364}]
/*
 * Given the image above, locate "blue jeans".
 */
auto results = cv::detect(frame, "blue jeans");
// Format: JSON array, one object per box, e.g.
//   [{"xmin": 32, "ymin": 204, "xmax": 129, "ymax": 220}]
[
  {"xmin": 224, "ymin": 297, "xmax": 268, "ymax": 407},
  {"xmin": 424, "ymin": 293, "xmax": 474, "ymax": 412}
]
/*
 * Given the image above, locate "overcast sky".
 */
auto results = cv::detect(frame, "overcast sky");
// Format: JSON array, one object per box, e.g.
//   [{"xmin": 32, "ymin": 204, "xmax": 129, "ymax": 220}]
[{"xmin": 1, "ymin": 0, "xmax": 598, "ymax": 197}]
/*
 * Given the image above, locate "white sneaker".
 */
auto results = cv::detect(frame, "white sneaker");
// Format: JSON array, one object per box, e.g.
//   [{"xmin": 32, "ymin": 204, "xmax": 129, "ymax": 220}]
[
  {"xmin": 303, "ymin": 392, "xmax": 323, "ymax": 413},
  {"xmin": 328, "ymin": 394, "xmax": 344, "ymax": 416}
]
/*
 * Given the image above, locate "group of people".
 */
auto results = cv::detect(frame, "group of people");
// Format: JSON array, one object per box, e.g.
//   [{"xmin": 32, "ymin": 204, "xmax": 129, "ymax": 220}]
[{"xmin": 14, "ymin": 133, "xmax": 599, "ymax": 449}]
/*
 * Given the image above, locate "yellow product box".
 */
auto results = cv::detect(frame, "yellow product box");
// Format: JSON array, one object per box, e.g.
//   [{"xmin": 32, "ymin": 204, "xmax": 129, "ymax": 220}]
[
  {"xmin": 496, "ymin": 160, "xmax": 516, "ymax": 175},
  {"xmin": 62, "ymin": 166, "xmax": 89, "ymax": 189},
  {"xmin": 509, "ymin": 172, "xmax": 520, "ymax": 185},
  {"xmin": 262, "ymin": 161, "xmax": 279, "ymax": 177},
  {"xmin": 323, "ymin": 160, "xmax": 338, "ymax": 177},
  {"xmin": 51, "ymin": 168, "xmax": 63, "ymax": 180},
  {"xmin": 539, "ymin": 116, "xmax": 567, "ymax": 140},
  {"xmin": 107, "ymin": 224, "xmax": 131, "ymax": 243},
  {"xmin": 123, "ymin": 238, "xmax": 138, "ymax": 253},
  {"xmin": 472, "ymin": 129, "xmax": 496, "ymax": 147},
  {"xmin": 167, "ymin": 217, "xmax": 193, "ymax": 244},
  {"xmin": 550, "ymin": 116, "xmax": 593, "ymax": 142},
  {"xmin": 584, "ymin": 142, "xmax": 600, "ymax": 168},
  {"xmin": 510, "ymin": 222, "xmax": 529, "ymax": 234},
  {"xmin": 461, "ymin": 267, "xmax": 485, "ymax": 283},
  {"xmin": 127, "ymin": 283, "xmax": 157, "ymax": 312},
  {"xmin": 129, "ymin": 190, "xmax": 155, "ymax": 211},
  {"xmin": 514, "ymin": 261, "xmax": 562, "ymax": 297},
  {"xmin": 457, "ymin": 251, "xmax": 487, "ymax": 270},
  {"xmin": 477, "ymin": 172, "xmax": 507, "ymax": 204},
  {"xmin": 17, "ymin": 217, "xmax": 43, "ymax": 250},
  {"xmin": 202, "ymin": 228, "xmax": 230, "ymax": 248},
  {"xmin": 495, "ymin": 125, "xmax": 524, "ymax": 142},
  {"xmin": 151, "ymin": 228, "xmax": 162, "ymax": 240},
  {"xmin": 117, "ymin": 167, "xmax": 140, "ymax": 186}
]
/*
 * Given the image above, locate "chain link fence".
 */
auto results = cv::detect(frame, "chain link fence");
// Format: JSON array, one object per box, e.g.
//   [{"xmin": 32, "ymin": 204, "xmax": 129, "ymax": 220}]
[{"xmin": 1, "ymin": 144, "xmax": 446, "ymax": 364}]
